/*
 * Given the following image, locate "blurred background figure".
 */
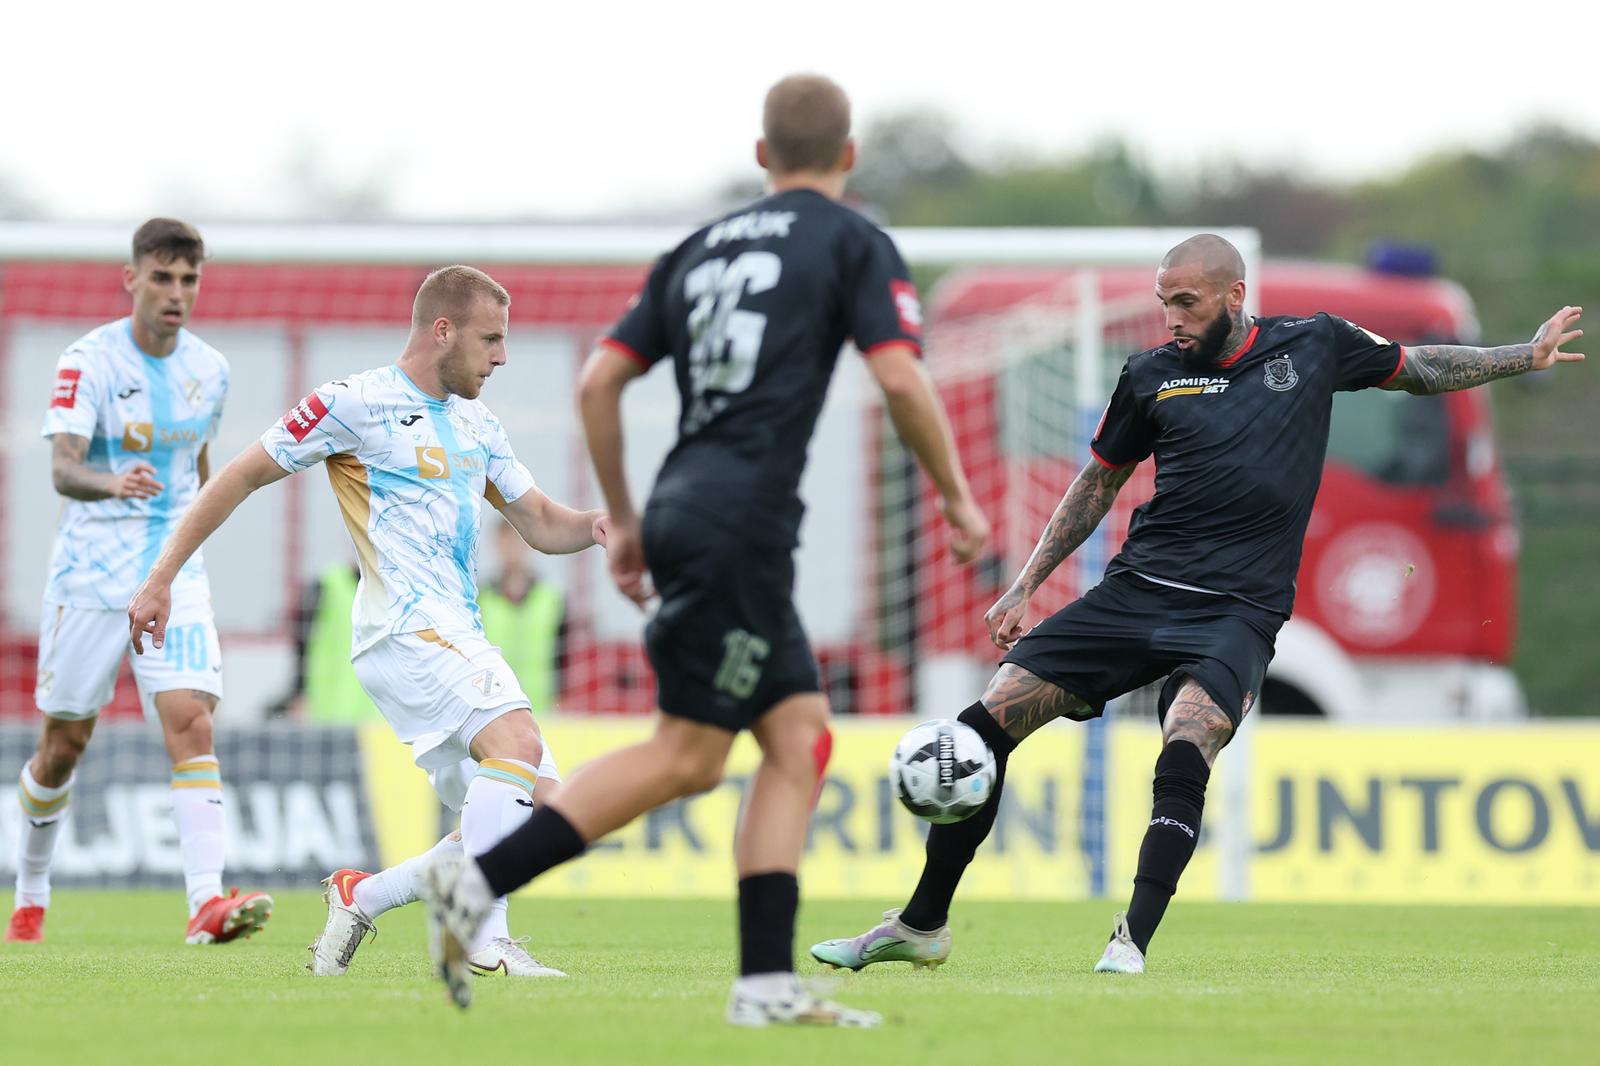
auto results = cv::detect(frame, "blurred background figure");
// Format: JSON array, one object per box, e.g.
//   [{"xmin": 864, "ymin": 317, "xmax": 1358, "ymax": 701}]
[
  {"xmin": 279, "ymin": 559, "xmax": 377, "ymax": 723},
  {"xmin": 477, "ymin": 519, "xmax": 566, "ymax": 716}
]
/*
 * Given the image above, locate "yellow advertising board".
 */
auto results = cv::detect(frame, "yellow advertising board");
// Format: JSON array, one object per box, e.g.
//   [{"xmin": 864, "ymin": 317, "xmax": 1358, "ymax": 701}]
[
  {"xmin": 357, "ymin": 719, "xmax": 1600, "ymax": 904},
  {"xmin": 1243, "ymin": 725, "xmax": 1600, "ymax": 904}
]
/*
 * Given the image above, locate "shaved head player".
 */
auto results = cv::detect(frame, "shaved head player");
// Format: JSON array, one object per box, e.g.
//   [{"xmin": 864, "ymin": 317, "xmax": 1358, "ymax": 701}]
[{"xmin": 814, "ymin": 233, "xmax": 1585, "ymax": 975}]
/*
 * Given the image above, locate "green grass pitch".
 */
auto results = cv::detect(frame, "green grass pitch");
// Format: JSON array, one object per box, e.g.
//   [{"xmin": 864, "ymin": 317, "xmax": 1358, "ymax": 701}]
[{"xmin": 2, "ymin": 892, "xmax": 1596, "ymax": 1065}]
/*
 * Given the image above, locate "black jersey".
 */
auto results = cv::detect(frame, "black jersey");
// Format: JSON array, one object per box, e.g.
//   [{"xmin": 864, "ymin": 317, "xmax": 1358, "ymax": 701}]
[
  {"xmin": 1090, "ymin": 313, "xmax": 1408, "ymax": 617},
  {"xmin": 606, "ymin": 189, "xmax": 922, "ymax": 546}
]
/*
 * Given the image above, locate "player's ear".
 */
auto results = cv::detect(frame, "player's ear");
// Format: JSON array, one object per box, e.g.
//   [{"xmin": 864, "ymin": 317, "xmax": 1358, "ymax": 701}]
[
  {"xmin": 122, "ymin": 262, "xmax": 138, "ymax": 296},
  {"xmin": 1228, "ymin": 279, "xmax": 1247, "ymax": 312},
  {"xmin": 433, "ymin": 316, "xmax": 452, "ymax": 347},
  {"xmin": 838, "ymin": 138, "xmax": 857, "ymax": 175},
  {"xmin": 755, "ymin": 138, "xmax": 770, "ymax": 172}
]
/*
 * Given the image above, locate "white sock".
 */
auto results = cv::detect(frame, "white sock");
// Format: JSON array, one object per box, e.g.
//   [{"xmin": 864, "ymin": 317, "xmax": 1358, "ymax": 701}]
[
  {"xmin": 353, "ymin": 833, "xmax": 462, "ymax": 919},
  {"xmin": 735, "ymin": 972, "xmax": 799, "ymax": 1000},
  {"xmin": 460, "ymin": 758, "xmax": 539, "ymax": 949},
  {"xmin": 170, "ymin": 755, "xmax": 225, "ymax": 916},
  {"xmin": 16, "ymin": 764, "xmax": 73, "ymax": 910}
]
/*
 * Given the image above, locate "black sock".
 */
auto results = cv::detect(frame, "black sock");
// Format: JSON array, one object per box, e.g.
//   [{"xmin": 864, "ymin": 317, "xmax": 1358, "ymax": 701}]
[
  {"xmin": 738, "ymin": 871, "xmax": 799, "ymax": 976},
  {"xmin": 1124, "ymin": 740, "xmax": 1210, "ymax": 955},
  {"xmin": 474, "ymin": 804, "xmax": 588, "ymax": 898},
  {"xmin": 900, "ymin": 702, "xmax": 1017, "ymax": 932}
]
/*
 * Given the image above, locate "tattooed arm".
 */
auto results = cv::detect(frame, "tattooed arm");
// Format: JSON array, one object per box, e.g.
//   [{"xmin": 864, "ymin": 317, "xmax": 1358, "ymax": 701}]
[
  {"xmin": 985, "ymin": 458, "xmax": 1137, "ymax": 649},
  {"xmin": 1385, "ymin": 306, "xmax": 1585, "ymax": 395},
  {"xmin": 51, "ymin": 434, "xmax": 163, "ymax": 502}
]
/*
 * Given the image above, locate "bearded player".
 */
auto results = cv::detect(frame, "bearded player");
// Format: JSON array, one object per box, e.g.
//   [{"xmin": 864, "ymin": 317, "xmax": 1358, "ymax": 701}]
[{"xmin": 814, "ymin": 234, "xmax": 1584, "ymax": 975}]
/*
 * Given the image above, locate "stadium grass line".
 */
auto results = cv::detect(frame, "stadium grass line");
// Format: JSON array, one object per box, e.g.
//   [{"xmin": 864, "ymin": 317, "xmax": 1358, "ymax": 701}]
[{"xmin": 1, "ymin": 893, "xmax": 1595, "ymax": 1065}]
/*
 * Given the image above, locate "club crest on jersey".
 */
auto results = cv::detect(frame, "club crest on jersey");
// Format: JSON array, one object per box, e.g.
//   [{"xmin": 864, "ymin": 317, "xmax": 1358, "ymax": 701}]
[
  {"xmin": 183, "ymin": 379, "xmax": 203, "ymax": 406},
  {"xmin": 472, "ymin": 670, "xmax": 504, "ymax": 698},
  {"xmin": 1264, "ymin": 355, "xmax": 1299, "ymax": 392}
]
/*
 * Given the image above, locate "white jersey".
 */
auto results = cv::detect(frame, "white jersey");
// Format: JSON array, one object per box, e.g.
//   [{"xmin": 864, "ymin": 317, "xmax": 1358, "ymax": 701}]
[
  {"xmin": 259, "ymin": 365, "xmax": 538, "ymax": 656},
  {"xmin": 41, "ymin": 318, "xmax": 229, "ymax": 609}
]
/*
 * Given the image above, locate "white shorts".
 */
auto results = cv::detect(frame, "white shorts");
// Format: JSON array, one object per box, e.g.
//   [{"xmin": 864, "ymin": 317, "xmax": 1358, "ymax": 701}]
[
  {"xmin": 353, "ymin": 628, "xmax": 559, "ymax": 811},
  {"xmin": 36, "ymin": 584, "xmax": 223, "ymax": 721}
]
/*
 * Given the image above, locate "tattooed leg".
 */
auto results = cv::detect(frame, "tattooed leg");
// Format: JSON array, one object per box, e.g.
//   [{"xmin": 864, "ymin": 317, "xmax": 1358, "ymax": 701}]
[
  {"xmin": 1162, "ymin": 679, "xmax": 1235, "ymax": 766},
  {"xmin": 981, "ymin": 663, "xmax": 1095, "ymax": 742}
]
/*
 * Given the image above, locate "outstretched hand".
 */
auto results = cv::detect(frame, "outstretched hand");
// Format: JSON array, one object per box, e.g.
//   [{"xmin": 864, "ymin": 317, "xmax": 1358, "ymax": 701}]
[{"xmin": 1531, "ymin": 306, "xmax": 1585, "ymax": 371}]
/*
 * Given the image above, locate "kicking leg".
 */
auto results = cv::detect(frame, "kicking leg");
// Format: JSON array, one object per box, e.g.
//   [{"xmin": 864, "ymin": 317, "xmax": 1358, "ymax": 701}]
[
  {"xmin": 811, "ymin": 665, "xmax": 1092, "ymax": 970},
  {"xmin": 424, "ymin": 713, "xmax": 734, "ymax": 1007},
  {"xmin": 461, "ymin": 710, "xmax": 564, "ymax": 976},
  {"xmin": 1097, "ymin": 679, "xmax": 1233, "ymax": 973}
]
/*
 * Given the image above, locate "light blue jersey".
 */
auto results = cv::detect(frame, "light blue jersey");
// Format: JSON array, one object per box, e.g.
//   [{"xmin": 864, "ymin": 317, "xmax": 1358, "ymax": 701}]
[
  {"xmin": 259, "ymin": 365, "xmax": 537, "ymax": 656},
  {"xmin": 41, "ymin": 318, "xmax": 229, "ymax": 609}
]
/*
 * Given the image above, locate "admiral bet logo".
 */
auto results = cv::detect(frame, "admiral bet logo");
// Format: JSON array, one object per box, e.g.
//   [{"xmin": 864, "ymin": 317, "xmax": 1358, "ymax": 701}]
[{"xmin": 1156, "ymin": 376, "xmax": 1230, "ymax": 402}]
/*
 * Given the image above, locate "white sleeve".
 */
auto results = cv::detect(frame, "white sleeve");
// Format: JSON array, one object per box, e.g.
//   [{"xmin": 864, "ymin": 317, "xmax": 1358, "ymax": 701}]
[
  {"xmin": 41, "ymin": 346, "xmax": 101, "ymax": 440},
  {"xmin": 482, "ymin": 411, "xmax": 536, "ymax": 509},
  {"xmin": 207, "ymin": 356, "xmax": 230, "ymax": 442},
  {"xmin": 259, "ymin": 381, "xmax": 363, "ymax": 471}
]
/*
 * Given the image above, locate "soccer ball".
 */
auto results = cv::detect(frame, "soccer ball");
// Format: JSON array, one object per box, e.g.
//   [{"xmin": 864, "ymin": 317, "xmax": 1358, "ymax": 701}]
[{"xmin": 890, "ymin": 719, "xmax": 996, "ymax": 824}]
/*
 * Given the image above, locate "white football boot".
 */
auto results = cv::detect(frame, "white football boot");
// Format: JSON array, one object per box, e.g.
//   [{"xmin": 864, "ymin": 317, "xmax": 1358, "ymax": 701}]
[
  {"xmin": 307, "ymin": 869, "xmax": 376, "ymax": 976},
  {"xmin": 468, "ymin": 935, "xmax": 568, "ymax": 978},
  {"xmin": 420, "ymin": 850, "xmax": 496, "ymax": 1009},
  {"xmin": 726, "ymin": 977, "xmax": 882, "ymax": 1029},
  {"xmin": 810, "ymin": 908, "xmax": 952, "ymax": 970},
  {"xmin": 1093, "ymin": 912, "xmax": 1146, "ymax": 974}
]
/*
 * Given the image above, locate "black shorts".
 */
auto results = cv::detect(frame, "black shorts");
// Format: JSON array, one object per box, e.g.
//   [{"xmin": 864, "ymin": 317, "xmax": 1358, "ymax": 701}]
[
  {"xmin": 1000, "ymin": 572, "xmax": 1282, "ymax": 726},
  {"xmin": 640, "ymin": 503, "xmax": 821, "ymax": 732}
]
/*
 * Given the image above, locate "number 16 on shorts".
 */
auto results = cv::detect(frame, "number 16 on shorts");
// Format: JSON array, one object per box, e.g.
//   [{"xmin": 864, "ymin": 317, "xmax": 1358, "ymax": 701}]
[{"xmin": 714, "ymin": 629, "xmax": 769, "ymax": 699}]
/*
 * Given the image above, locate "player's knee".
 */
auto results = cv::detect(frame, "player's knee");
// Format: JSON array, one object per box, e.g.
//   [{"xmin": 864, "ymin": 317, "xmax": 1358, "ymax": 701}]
[
  {"xmin": 471, "ymin": 709, "xmax": 542, "ymax": 766},
  {"xmin": 668, "ymin": 748, "xmax": 725, "ymax": 796},
  {"xmin": 1162, "ymin": 697, "xmax": 1233, "ymax": 763},
  {"xmin": 39, "ymin": 725, "xmax": 90, "ymax": 778}
]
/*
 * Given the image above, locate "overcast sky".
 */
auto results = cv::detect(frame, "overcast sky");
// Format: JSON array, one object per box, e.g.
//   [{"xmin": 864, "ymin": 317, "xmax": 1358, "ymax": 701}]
[{"xmin": 3, "ymin": 0, "xmax": 1594, "ymax": 221}]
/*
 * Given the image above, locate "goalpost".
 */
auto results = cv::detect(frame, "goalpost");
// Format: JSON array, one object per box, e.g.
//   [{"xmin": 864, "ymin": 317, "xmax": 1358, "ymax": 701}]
[{"xmin": 0, "ymin": 221, "xmax": 1260, "ymax": 902}]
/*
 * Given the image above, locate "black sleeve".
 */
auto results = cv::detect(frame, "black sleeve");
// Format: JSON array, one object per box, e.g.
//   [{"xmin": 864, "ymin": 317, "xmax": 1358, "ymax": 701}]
[
  {"xmin": 605, "ymin": 254, "xmax": 673, "ymax": 368},
  {"xmin": 1089, "ymin": 363, "xmax": 1156, "ymax": 468},
  {"xmin": 847, "ymin": 229, "xmax": 924, "ymax": 356},
  {"xmin": 1325, "ymin": 313, "xmax": 1407, "ymax": 392}
]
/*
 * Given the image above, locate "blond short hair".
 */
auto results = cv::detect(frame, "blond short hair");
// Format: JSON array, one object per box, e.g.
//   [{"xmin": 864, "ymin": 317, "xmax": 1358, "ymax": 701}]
[
  {"xmin": 412, "ymin": 265, "xmax": 510, "ymax": 329},
  {"xmin": 763, "ymin": 73, "xmax": 851, "ymax": 174}
]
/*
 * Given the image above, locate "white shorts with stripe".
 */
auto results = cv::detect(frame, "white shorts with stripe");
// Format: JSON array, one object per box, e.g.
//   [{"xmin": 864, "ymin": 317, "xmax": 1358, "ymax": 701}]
[
  {"xmin": 36, "ymin": 581, "xmax": 223, "ymax": 721},
  {"xmin": 353, "ymin": 627, "xmax": 559, "ymax": 810}
]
